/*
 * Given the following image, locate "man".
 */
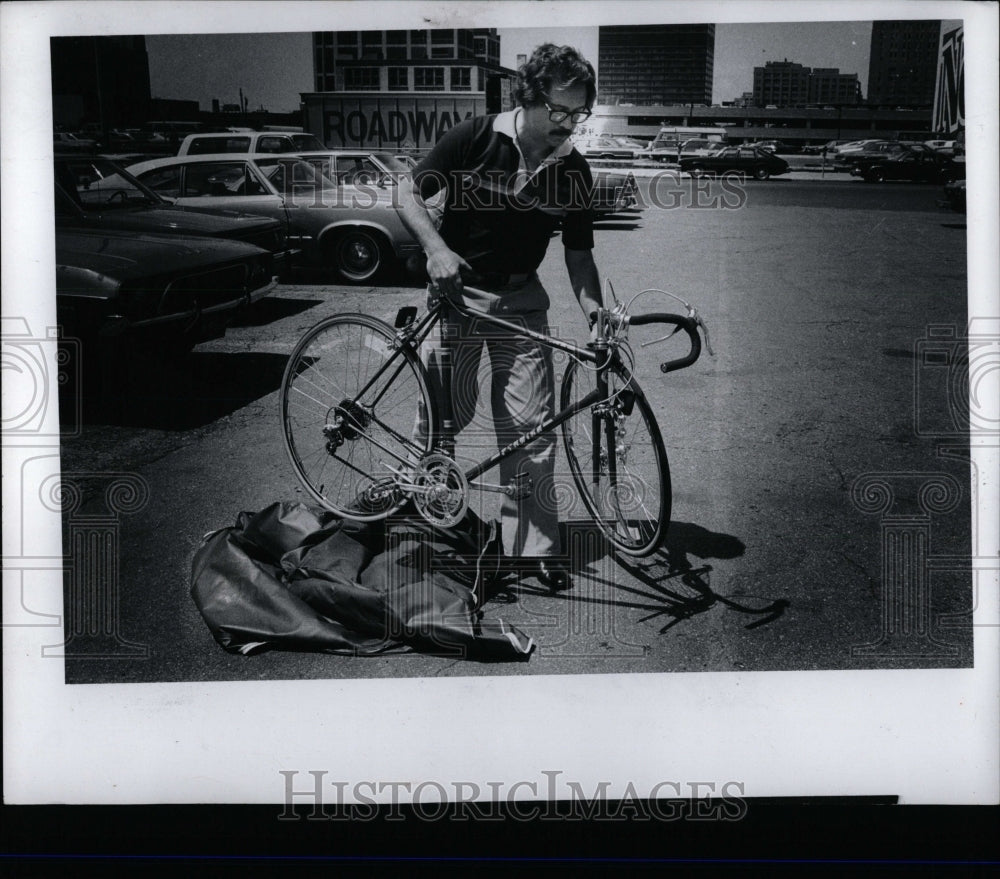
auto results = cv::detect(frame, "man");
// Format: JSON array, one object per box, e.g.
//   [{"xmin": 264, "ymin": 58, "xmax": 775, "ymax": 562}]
[{"xmin": 398, "ymin": 43, "xmax": 605, "ymax": 591}]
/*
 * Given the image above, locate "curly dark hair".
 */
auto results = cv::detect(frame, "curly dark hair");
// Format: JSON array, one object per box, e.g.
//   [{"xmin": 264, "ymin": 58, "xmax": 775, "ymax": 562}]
[{"xmin": 513, "ymin": 43, "xmax": 597, "ymax": 108}]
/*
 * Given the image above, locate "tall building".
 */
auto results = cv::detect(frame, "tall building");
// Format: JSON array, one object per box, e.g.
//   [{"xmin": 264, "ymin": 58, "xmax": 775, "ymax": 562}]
[
  {"xmin": 867, "ymin": 20, "xmax": 941, "ymax": 107},
  {"xmin": 753, "ymin": 60, "xmax": 810, "ymax": 107},
  {"xmin": 312, "ymin": 28, "xmax": 506, "ymax": 95},
  {"xmin": 598, "ymin": 25, "xmax": 715, "ymax": 105},
  {"xmin": 50, "ymin": 35, "xmax": 151, "ymax": 129}
]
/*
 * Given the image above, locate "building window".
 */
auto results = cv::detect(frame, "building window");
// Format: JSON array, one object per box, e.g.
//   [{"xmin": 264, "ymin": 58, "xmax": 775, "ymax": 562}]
[
  {"xmin": 451, "ymin": 67, "xmax": 471, "ymax": 90},
  {"xmin": 414, "ymin": 67, "xmax": 445, "ymax": 90},
  {"xmin": 388, "ymin": 67, "xmax": 409, "ymax": 91},
  {"xmin": 410, "ymin": 30, "xmax": 428, "ymax": 59},
  {"xmin": 344, "ymin": 67, "xmax": 381, "ymax": 90}
]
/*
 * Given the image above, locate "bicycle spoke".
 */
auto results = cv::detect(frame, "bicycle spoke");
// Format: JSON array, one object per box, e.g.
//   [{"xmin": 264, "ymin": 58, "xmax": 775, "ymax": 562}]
[
  {"xmin": 561, "ymin": 358, "xmax": 670, "ymax": 556},
  {"xmin": 280, "ymin": 314, "xmax": 436, "ymax": 521}
]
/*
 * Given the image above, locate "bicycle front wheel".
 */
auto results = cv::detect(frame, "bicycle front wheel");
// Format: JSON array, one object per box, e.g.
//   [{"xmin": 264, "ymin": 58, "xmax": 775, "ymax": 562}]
[
  {"xmin": 280, "ymin": 313, "xmax": 435, "ymax": 520},
  {"xmin": 561, "ymin": 357, "xmax": 671, "ymax": 556}
]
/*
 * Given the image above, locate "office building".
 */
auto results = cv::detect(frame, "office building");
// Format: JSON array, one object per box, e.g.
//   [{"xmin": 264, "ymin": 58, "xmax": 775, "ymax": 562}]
[
  {"xmin": 305, "ymin": 29, "xmax": 516, "ymax": 148},
  {"xmin": 598, "ymin": 25, "xmax": 715, "ymax": 105},
  {"xmin": 808, "ymin": 69, "xmax": 862, "ymax": 106},
  {"xmin": 312, "ymin": 28, "xmax": 507, "ymax": 95},
  {"xmin": 867, "ymin": 20, "xmax": 941, "ymax": 107},
  {"xmin": 753, "ymin": 60, "xmax": 810, "ymax": 107},
  {"xmin": 752, "ymin": 61, "xmax": 861, "ymax": 107}
]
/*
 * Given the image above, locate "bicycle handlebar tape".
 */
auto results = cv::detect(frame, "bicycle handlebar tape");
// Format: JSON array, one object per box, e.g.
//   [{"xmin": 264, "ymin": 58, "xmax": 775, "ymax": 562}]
[{"xmin": 630, "ymin": 313, "xmax": 703, "ymax": 374}]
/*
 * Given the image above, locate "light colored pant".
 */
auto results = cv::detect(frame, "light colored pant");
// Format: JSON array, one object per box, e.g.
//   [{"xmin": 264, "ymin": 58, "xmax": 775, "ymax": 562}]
[{"xmin": 414, "ymin": 276, "xmax": 560, "ymax": 558}]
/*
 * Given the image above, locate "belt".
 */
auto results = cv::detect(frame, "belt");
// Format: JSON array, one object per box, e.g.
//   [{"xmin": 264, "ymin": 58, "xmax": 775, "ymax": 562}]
[{"xmin": 463, "ymin": 270, "xmax": 533, "ymax": 289}]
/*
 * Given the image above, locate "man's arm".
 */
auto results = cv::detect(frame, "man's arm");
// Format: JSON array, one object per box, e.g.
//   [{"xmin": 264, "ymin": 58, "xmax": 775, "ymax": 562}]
[
  {"xmin": 565, "ymin": 247, "xmax": 604, "ymax": 326},
  {"xmin": 397, "ymin": 179, "xmax": 470, "ymax": 296}
]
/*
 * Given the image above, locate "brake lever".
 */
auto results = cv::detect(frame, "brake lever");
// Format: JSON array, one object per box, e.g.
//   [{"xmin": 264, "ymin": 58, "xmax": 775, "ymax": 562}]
[{"xmin": 688, "ymin": 306, "xmax": 715, "ymax": 357}]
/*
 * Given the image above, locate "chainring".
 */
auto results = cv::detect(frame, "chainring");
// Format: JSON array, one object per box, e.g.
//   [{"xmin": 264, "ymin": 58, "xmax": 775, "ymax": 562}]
[{"xmin": 411, "ymin": 453, "xmax": 468, "ymax": 528}]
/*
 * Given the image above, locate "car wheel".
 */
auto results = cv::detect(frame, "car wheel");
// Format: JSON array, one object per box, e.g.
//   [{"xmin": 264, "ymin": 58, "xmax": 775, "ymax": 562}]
[
  {"xmin": 328, "ymin": 228, "xmax": 386, "ymax": 283},
  {"xmin": 863, "ymin": 169, "xmax": 884, "ymax": 183},
  {"xmin": 753, "ymin": 166, "xmax": 770, "ymax": 180},
  {"xmin": 688, "ymin": 166, "xmax": 705, "ymax": 178}
]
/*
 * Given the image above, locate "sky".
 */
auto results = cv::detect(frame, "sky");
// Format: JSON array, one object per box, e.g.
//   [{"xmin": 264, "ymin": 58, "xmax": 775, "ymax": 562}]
[{"xmin": 145, "ymin": 20, "xmax": 954, "ymax": 114}]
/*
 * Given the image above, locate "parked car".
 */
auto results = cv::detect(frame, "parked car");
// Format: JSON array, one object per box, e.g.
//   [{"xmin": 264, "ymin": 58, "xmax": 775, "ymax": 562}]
[
  {"xmin": 834, "ymin": 140, "xmax": 911, "ymax": 169},
  {"xmin": 591, "ymin": 170, "xmax": 639, "ymax": 214},
  {"xmin": 831, "ymin": 139, "xmax": 881, "ymax": 154},
  {"xmin": 56, "ymin": 228, "xmax": 276, "ymax": 356},
  {"xmin": 679, "ymin": 146, "xmax": 790, "ymax": 180},
  {"xmin": 53, "ymin": 131, "xmax": 98, "ymax": 152},
  {"xmin": 177, "ymin": 131, "xmax": 326, "ymax": 156},
  {"xmin": 54, "ymin": 155, "xmax": 294, "ymax": 273},
  {"xmin": 754, "ymin": 140, "xmax": 802, "ymax": 154},
  {"xmin": 571, "ymin": 136, "xmax": 636, "ymax": 160},
  {"xmin": 801, "ymin": 140, "xmax": 848, "ymax": 155},
  {"xmin": 677, "ymin": 138, "xmax": 724, "ymax": 159},
  {"xmin": 126, "ymin": 152, "xmax": 421, "ymax": 282},
  {"xmin": 609, "ymin": 136, "xmax": 648, "ymax": 153},
  {"xmin": 850, "ymin": 145, "xmax": 964, "ymax": 183}
]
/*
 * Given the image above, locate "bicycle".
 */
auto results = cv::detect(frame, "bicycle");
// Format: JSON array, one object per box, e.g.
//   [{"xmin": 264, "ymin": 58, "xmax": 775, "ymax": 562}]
[{"xmin": 279, "ymin": 282, "xmax": 711, "ymax": 557}]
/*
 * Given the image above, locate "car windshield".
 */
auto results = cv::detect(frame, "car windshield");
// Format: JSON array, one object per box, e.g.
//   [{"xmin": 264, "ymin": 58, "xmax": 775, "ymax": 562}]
[
  {"xmin": 256, "ymin": 158, "xmax": 337, "ymax": 193},
  {"xmin": 368, "ymin": 152, "xmax": 413, "ymax": 175},
  {"xmin": 56, "ymin": 157, "xmax": 160, "ymax": 210},
  {"xmin": 288, "ymin": 133, "xmax": 326, "ymax": 151}
]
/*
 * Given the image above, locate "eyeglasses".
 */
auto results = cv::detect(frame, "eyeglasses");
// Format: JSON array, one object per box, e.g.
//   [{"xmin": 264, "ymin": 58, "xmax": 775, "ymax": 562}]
[{"xmin": 543, "ymin": 101, "xmax": 592, "ymax": 125}]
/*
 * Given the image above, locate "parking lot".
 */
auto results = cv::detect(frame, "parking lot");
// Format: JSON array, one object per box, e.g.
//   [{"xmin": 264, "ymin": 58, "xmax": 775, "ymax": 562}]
[{"xmin": 56, "ymin": 175, "xmax": 973, "ymax": 683}]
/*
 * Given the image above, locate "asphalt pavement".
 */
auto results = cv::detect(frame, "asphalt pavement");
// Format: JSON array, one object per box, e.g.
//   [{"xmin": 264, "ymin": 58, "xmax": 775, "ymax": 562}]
[{"xmin": 58, "ymin": 178, "xmax": 972, "ymax": 683}]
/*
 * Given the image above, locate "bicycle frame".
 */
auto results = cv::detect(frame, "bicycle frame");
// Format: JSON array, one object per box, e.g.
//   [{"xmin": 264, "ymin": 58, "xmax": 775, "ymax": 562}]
[{"xmin": 349, "ymin": 288, "xmax": 612, "ymax": 492}]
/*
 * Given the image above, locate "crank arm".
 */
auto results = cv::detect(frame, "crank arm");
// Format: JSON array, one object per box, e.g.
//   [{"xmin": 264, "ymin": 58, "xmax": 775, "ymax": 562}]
[{"xmin": 469, "ymin": 480, "xmax": 510, "ymax": 495}]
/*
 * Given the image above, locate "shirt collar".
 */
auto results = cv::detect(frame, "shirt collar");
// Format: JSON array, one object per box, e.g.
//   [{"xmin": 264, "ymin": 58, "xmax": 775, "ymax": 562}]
[{"xmin": 493, "ymin": 109, "xmax": 575, "ymax": 162}]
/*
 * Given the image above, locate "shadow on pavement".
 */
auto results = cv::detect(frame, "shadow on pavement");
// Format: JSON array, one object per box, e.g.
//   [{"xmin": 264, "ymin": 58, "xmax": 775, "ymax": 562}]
[
  {"xmin": 492, "ymin": 519, "xmax": 787, "ymax": 633},
  {"xmin": 621, "ymin": 522, "xmax": 788, "ymax": 632},
  {"xmin": 73, "ymin": 350, "xmax": 290, "ymax": 430}
]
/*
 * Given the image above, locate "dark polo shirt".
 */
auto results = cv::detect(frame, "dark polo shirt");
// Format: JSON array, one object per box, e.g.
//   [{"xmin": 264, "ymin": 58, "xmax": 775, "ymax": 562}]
[{"xmin": 412, "ymin": 112, "xmax": 596, "ymax": 277}]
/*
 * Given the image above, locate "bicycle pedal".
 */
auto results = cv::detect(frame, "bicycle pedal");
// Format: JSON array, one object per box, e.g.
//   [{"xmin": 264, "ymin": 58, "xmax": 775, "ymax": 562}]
[
  {"xmin": 394, "ymin": 306, "xmax": 417, "ymax": 328},
  {"xmin": 507, "ymin": 473, "xmax": 533, "ymax": 500}
]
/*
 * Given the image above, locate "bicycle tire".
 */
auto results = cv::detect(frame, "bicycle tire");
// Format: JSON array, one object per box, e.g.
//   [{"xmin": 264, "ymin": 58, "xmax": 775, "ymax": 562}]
[
  {"xmin": 280, "ymin": 313, "xmax": 436, "ymax": 520},
  {"xmin": 560, "ymin": 357, "xmax": 671, "ymax": 556}
]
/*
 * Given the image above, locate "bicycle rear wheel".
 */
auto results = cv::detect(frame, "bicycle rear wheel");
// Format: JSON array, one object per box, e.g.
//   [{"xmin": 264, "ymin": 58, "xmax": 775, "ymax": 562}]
[
  {"xmin": 560, "ymin": 357, "xmax": 671, "ymax": 556},
  {"xmin": 280, "ymin": 313, "xmax": 435, "ymax": 520}
]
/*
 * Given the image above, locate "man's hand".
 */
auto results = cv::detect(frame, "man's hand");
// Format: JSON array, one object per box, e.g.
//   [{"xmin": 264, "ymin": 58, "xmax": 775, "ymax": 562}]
[{"xmin": 426, "ymin": 247, "xmax": 471, "ymax": 297}]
